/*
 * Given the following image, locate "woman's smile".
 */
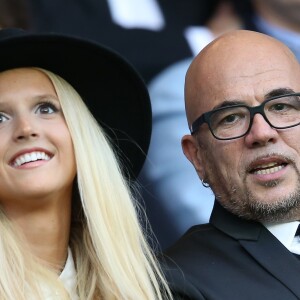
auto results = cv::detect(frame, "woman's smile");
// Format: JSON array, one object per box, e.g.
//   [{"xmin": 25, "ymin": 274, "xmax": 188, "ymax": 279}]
[{"xmin": 10, "ymin": 148, "xmax": 52, "ymax": 168}]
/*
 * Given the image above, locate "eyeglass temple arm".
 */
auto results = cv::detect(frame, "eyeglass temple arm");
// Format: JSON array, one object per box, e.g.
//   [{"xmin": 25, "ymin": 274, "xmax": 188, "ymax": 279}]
[{"xmin": 190, "ymin": 115, "xmax": 206, "ymax": 134}]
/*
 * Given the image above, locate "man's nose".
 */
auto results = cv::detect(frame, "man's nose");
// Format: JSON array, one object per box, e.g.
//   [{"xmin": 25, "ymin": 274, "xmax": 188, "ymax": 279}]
[{"xmin": 244, "ymin": 113, "xmax": 278, "ymax": 148}]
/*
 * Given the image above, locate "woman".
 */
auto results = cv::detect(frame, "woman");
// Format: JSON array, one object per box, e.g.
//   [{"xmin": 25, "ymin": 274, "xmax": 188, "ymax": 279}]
[{"xmin": 0, "ymin": 28, "xmax": 172, "ymax": 299}]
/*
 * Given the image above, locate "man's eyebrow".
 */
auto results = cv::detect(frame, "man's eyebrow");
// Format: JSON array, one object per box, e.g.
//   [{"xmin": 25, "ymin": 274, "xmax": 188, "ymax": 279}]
[
  {"xmin": 213, "ymin": 100, "xmax": 246, "ymax": 110},
  {"xmin": 265, "ymin": 88, "xmax": 296, "ymax": 99},
  {"xmin": 212, "ymin": 88, "xmax": 297, "ymax": 110}
]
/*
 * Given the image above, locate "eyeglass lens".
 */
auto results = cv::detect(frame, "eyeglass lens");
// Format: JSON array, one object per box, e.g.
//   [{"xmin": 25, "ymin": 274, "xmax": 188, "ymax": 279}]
[{"xmin": 209, "ymin": 94, "xmax": 300, "ymax": 140}]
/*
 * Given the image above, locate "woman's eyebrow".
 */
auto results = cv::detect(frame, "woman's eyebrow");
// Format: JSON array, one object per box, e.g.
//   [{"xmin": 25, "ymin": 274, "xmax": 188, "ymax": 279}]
[{"xmin": 33, "ymin": 94, "xmax": 60, "ymax": 101}]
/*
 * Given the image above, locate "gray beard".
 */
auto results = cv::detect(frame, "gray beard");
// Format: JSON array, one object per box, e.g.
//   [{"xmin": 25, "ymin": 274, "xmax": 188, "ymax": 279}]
[
  {"xmin": 201, "ymin": 144, "xmax": 300, "ymax": 222},
  {"xmin": 217, "ymin": 179, "xmax": 300, "ymax": 223}
]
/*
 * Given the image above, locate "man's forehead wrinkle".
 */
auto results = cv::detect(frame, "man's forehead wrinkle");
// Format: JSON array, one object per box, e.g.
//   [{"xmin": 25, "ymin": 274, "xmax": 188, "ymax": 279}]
[{"xmin": 228, "ymin": 68, "xmax": 286, "ymax": 79}]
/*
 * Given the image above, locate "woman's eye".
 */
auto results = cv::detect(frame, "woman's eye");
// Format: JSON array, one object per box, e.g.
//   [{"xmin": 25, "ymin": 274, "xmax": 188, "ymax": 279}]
[
  {"xmin": 36, "ymin": 102, "xmax": 58, "ymax": 114},
  {"xmin": 0, "ymin": 113, "xmax": 9, "ymax": 123}
]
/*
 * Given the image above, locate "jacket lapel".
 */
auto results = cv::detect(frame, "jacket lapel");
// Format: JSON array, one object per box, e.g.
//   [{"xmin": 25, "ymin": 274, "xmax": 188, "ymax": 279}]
[
  {"xmin": 240, "ymin": 230, "xmax": 300, "ymax": 298},
  {"xmin": 210, "ymin": 201, "xmax": 300, "ymax": 298}
]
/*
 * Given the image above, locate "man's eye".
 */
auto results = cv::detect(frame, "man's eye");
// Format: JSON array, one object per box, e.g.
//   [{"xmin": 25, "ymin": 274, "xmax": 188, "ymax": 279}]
[
  {"xmin": 36, "ymin": 102, "xmax": 58, "ymax": 114},
  {"xmin": 271, "ymin": 103, "xmax": 288, "ymax": 111},
  {"xmin": 217, "ymin": 113, "xmax": 244, "ymax": 126},
  {"xmin": 223, "ymin": 114, "xmax": 239, "ymax": 124}
]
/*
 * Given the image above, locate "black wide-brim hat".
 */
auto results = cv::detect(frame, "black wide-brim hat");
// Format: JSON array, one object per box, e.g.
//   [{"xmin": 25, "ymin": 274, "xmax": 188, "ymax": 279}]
[{"xmin": 0, "ymin": 28, "xmax": 151, "ymax": 179}]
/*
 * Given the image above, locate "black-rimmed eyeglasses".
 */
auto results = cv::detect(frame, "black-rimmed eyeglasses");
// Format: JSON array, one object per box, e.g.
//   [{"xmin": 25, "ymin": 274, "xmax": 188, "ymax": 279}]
[{"xmin": 190, "ymin": 93, "xmax": 300, "ymax": 140}]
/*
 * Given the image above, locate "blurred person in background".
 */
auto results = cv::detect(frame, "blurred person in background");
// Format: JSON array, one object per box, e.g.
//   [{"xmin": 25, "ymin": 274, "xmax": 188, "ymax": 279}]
[
  {"xmin": 0, "ymin": 0, "xmax": 31, "ymax": 29},
  {"xmin": 139, "ymin": 0, "xmax": 243, "ymax": 249},
  {"xmin": 250, "ymin": 0, "xmax": 300, "ymax": 61},
  {"xmin": 28, "ymin": 0, "xmax": 216, "ymax": 83}
]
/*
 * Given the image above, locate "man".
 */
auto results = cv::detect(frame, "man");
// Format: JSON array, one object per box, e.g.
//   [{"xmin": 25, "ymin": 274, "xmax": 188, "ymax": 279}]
[{"xmin": 162, "ymin": 30, "xmax": 300, "ymax": 299}]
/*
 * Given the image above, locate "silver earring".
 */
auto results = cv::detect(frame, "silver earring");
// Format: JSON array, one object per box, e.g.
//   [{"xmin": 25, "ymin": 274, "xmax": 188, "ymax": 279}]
[{"xmin": 201, "ymin": 179, "xmax": 210, "ymax": 188}]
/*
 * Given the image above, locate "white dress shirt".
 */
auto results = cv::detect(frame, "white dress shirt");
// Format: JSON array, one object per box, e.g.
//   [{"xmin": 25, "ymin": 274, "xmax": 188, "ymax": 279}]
[{"xmin": 264, "ymin": 221, "xmax": 300, "ymax": 255}]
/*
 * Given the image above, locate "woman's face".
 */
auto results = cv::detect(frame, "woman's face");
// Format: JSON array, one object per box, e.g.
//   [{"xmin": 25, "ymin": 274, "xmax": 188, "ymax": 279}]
[{"xmin": 0, "ymin": 68, "xmax": 76, "ymax": 210}]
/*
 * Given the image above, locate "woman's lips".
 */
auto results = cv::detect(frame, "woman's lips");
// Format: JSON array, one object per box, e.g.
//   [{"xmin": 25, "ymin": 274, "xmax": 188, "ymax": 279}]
[
  {"xmin": 10, "ymin": 148, "xmax": 53, "ymax": 168},
  {"xmin": 12, "ymin": 151, "xmax": 51, "ymax": 167}
]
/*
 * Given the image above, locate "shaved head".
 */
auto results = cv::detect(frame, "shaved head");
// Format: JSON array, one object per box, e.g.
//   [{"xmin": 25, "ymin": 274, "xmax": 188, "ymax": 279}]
[{"xmin": 184, "ymin": 30, "xmax": 300, "ymax": 127}]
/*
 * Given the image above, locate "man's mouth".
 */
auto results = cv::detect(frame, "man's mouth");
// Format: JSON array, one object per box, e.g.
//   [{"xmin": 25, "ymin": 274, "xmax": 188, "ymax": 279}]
[
  {"xmin": 11, "ymin": 151, "xmax": 51, "ymax": 167},
  {"xmin": 250, "ymin": 161, "xmax": 287, "ymax": 175}
]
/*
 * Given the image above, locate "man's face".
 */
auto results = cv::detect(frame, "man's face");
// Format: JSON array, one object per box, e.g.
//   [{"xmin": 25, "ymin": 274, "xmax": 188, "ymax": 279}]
[{"xmin": 183, "ymin": 31, "xmax": 300, "ymax": 222}]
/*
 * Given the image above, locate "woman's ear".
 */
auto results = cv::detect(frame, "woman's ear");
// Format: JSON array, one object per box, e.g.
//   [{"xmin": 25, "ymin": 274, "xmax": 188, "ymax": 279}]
[{"xmin": 182, "ymin": 134, "xmax": 206, "ymax": 180}]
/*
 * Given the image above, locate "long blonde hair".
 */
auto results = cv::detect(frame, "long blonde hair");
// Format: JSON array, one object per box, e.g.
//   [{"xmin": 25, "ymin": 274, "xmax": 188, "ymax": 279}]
[{"xmin": 42, "ymin": 68, "xmax": 172, "ymax": 299}]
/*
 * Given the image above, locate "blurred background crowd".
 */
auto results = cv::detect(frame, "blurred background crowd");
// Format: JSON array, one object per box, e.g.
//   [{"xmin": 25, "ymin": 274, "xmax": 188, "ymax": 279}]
[{"xmin": 3, "ymin": 0, "xmax": 300, "ymax": 249}]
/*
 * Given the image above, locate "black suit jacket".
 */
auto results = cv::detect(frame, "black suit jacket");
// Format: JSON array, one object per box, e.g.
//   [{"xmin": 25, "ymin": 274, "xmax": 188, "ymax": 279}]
[{"xmin": 162, "ymin": 202, "xmax": 300, "ymax": 300}]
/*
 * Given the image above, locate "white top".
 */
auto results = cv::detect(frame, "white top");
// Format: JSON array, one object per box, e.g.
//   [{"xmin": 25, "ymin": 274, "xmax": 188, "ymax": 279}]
[
  {"xmin": 264, "ymin": 221, "xmax": 300, "ymax": 255},
  {"xmin": 42, "ymin": 248, "xmax": 79, "ymax": 299},
  {"xmin": 59, "ymin": 248, "xmax": 79, "ymax": 299}
]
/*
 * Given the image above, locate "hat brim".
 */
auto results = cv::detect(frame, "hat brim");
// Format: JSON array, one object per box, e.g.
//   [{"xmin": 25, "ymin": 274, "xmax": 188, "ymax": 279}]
[{"xmin": 0, "ymin": 29, "xmax": 151, "ymax": 179}]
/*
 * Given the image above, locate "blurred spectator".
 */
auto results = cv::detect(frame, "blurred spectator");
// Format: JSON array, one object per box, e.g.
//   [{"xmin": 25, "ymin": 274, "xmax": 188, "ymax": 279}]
[
  {"xmin": 0, "ymin": 0, "xmax": 31, "ymax": 29},
  {"xmin": 139, "ymin": 0, "xmax": 243, "ymax": 249},
  {"xmin": 28, "ymin": 0, "xmax": 224, "ymax": 83},
  {"xmin": 251, "ymin": 0, "xmax": 300, "ymax": 61}
]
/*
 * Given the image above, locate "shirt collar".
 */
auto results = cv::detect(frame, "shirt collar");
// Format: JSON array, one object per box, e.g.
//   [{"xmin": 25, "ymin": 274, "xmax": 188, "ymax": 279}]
[{"xmin": 263, "ymin": 221, "xmax": 300, "ymax": 252}]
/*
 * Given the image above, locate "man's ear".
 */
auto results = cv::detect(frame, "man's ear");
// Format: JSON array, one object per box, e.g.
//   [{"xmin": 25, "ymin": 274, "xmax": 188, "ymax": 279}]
[{"xmin": 182, "ymin": 134, "xmax": 206, "ymax": 179}]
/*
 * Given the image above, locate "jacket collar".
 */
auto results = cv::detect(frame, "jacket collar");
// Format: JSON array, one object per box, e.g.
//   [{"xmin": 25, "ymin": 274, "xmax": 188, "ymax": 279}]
[
  {"xmin": 209, "ymin": 201, "xmax": 263, "ymax": 240},
  {"xmin": 209, "ymin": 201, "xmax": 300, "ymax": 298}
]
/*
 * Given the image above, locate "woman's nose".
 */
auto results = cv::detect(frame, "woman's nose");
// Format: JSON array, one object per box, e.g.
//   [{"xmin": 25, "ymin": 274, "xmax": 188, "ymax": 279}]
[{"xmin": 13, "ymin": 116, "xmax": 39, "ymax": 141}]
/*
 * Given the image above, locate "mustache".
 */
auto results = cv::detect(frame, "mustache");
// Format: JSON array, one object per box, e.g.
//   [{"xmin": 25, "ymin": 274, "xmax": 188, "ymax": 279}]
[{"xmin": 245, "ymin": 152, "xmax": 296, "ymax": 174}]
